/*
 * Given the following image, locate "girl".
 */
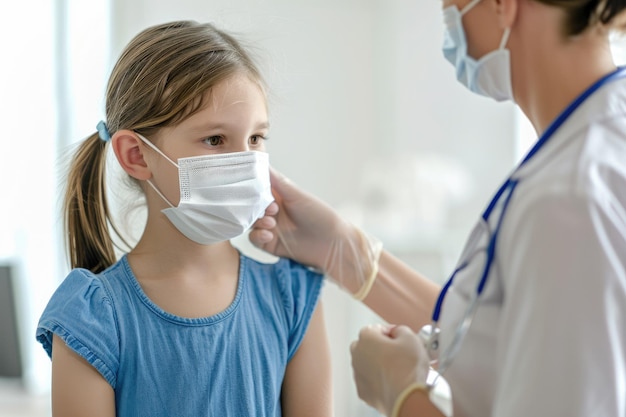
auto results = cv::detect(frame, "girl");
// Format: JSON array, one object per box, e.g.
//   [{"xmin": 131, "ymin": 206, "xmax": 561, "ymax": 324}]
[{"xmin": 37, "ymin": 20, "xmax": 332, "ymax": 417}]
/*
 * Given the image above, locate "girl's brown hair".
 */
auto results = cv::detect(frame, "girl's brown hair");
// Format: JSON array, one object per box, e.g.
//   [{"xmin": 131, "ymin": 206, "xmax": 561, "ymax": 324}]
[{"xmin": 63, "ymin": 20, "xmax": 265, "ymax": 273}]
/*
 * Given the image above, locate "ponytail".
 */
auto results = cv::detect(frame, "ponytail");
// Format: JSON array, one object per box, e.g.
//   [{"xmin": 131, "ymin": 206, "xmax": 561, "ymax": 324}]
[{"xmin": 63, "ymin": 132, "xmax": 116, "ymax": 273}]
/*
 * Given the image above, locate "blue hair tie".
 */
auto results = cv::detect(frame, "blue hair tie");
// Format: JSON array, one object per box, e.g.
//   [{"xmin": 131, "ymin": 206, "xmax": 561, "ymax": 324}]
[{"xmin": 96, "ymin": 120, "xmax": 111, "ymax": 142}]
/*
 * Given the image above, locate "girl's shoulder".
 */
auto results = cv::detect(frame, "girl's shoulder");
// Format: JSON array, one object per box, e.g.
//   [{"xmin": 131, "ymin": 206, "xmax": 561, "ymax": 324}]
[
  {"xmin": 36, "ymin": 261, "xmax": 126, "ymax": 388},
  {"xmin": 241, "ymin": 254, "xmax": 324, "ymax": 300},
  {"xmin": 43, "ymin": 257, "xmax": 130, "ymax": 311},
  {"xmin": 240, "ymin": 254, "xmax": 325, "ymax": 360},
  {"xmin": 242, "ymin": 254, "xmax": 323, "ymax": 279}
]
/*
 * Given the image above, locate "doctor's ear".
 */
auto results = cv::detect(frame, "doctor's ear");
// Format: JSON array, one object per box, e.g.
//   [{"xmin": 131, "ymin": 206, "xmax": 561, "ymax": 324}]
[
  {"xmin": 493, "ymin": 0, "xmax": 518, "ymax": 29},
  {"xmin": 111, "ymin": 129, "xmax": 152, "ymax": 181}
]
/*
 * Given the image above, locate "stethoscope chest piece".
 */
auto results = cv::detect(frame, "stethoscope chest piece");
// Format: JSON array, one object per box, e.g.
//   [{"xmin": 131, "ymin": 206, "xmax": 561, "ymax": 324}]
[{"xmin": 418, "ymin": 323, "xmax": 441, "ymax": 365}]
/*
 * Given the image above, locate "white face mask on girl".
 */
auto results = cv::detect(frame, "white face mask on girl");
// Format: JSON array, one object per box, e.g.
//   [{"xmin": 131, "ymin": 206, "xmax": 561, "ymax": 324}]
[
  {"xmin": 137, "ymin": 133, "xmax": 275, "ymax": 245},
  {"xmin": 442, "ymin": 0, "xmax": 513, "ymax": 102}
]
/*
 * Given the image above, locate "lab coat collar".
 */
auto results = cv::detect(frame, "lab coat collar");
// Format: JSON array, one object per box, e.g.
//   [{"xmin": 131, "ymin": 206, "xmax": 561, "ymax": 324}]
[{"xmin": 511, "ymin": 76, "xmax": 626, "ymax": 182}]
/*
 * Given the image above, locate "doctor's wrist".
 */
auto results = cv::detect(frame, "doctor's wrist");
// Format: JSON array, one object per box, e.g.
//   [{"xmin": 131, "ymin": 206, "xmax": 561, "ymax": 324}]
[
  {"xmin": 351, "ymin": 227, "xmax": 382, "ymax": 301},
  {"xmin": 325, "ymin": 224, "xmax": 382, "ymax": 299},
  {"xmin": 393, "ymin": 383, "xmax": 443, "ymax": 417}
]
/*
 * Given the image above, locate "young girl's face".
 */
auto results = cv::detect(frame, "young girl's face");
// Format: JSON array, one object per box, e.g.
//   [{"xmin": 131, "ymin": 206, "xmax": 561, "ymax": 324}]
[{"xmin": 145, "ymin": 74, "xmax": 269, "ymax": 206}]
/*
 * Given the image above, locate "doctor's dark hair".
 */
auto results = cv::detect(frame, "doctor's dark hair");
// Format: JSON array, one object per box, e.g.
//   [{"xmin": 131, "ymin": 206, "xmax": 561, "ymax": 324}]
[
  {"xmin": 63, "ymin": 20, "xmax": 266, "ymax": 273},
  {"xmin": 536, "ymin": 0, "xmax": 626, "ymax": 35}
]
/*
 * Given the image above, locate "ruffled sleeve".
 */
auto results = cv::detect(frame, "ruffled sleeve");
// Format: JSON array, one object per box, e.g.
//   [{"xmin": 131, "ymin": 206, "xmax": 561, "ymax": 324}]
[
  {"xmin": 36, "ymin": 268, "xmax": 120, "ymax": 388},
  {"xmin": 274, "ymin": 258, "xmax": 325, "ymax": 361}
]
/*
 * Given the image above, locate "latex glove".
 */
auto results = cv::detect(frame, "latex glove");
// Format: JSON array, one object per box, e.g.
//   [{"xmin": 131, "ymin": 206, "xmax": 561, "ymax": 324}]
[
  {"xmin": 249, "ymin": 167, "xmax": 382, "ymax": 298},
  {"xmin": 350, "ymin": 324, "xmax": 430, "ymax": 416}
]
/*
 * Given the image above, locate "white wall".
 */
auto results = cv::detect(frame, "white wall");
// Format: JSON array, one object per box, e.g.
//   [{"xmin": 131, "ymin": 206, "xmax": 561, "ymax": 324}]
[
  {"xmin": 0, "ymin": 2, "xmax": 57, "ymax": 394},
  {"xmin": 0, "ymin": 0, "xmax": 110, "ymax": 396}
]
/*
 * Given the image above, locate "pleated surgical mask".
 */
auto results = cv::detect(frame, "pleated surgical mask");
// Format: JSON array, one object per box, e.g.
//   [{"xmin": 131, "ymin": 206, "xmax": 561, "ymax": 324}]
[
  {"xmin": 442, "ymin": 0, "xmax": 514, "ymax": 102},
  {"xmin": 137, "ymin": 133, "xmax": 275, "ymax": 245}
]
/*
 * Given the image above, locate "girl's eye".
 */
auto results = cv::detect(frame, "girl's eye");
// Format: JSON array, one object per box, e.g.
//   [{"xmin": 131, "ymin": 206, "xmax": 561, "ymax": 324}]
[
  {"xmin": 250, "ymin": 135, "xmax": 267, "ymax": 145},
  {"xmin": 204, "ymin": 136, "xmax": 223, "ymax": 146}
]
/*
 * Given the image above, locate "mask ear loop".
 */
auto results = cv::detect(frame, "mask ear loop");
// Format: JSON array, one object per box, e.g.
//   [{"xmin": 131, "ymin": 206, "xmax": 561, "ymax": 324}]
[
  {"xmin": 145, "ymin": 180, "xmax": 176, "ymax": 208},
  {"xmin": 460, "ymin": 0, "xmax": 483, "ymax": 16},
  {"xmin": 499, "ymin": 27, "xmax": 511, "ymax": 50},
  {"xmin": 134, "ymin": 132, "xmax": 178, "ymax": 208},
  {"xmin": 135, "ymin": 133, "xmax": 179, "ymax": 168}
]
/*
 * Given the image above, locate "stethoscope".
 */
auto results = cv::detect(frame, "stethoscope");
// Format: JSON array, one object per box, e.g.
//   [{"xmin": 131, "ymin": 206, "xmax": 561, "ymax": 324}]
[{"xmin": 418, "ymin": 66, "xmax": 626, "ymax": 384}]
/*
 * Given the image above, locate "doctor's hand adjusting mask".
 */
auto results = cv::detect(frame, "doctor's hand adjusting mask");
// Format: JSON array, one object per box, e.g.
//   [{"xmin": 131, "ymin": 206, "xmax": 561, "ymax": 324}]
[
  {"xmin": 442, "ymin": 0, "xmax": 514, "ymax": 102},
  {"xmin": 248, "ymin": 167, "xmax": 383, "ymax": 300}
]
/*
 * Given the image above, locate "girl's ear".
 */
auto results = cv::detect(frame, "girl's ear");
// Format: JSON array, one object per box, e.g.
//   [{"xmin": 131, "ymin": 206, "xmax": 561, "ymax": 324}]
[{"xmin": 111, "ymin": 129, "xmax": 152, "ymax": 180}]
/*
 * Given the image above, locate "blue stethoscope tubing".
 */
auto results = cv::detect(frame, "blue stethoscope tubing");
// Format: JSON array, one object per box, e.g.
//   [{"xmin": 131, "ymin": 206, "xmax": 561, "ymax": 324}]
[{"xmin": 425, "ymin": 66, "xmax": 626, "ymax": 377}]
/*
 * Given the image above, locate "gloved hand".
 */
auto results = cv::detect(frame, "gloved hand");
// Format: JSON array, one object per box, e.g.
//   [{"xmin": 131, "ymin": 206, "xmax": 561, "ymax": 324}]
[
  {"xmin": 350, "ymin": 324, "xmax": 431, "ymax": 416},
  {"xmin": 249, "ymin": 167, "xmax": 383, "ymax": 299}
]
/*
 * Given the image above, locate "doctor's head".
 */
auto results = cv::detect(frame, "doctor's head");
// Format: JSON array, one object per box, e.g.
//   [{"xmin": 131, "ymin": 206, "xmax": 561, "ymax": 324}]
[
  {"xmin": 63, "ymin": 20, "xmax": 270, "ymax": 272},
  {"xmin": 440, "ymin": 0, "xmax": 626, "ymax": 102}
]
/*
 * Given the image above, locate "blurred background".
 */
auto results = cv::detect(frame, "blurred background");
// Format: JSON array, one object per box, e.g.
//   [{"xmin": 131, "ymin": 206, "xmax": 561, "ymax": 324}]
[{"xmin": 1, "ymin": 1, "xmax": 624, "ymax": 416}]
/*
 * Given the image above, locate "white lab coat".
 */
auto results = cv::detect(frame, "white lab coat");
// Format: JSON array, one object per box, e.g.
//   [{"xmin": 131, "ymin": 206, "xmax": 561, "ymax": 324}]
[{"xmin": 438, "ymin": 76, "xmax": 626, "ymax": 416}]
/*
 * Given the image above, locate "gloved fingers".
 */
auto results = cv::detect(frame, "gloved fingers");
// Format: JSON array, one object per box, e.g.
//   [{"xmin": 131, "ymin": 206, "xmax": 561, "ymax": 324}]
[
  {"xmin": 350, "ymin": 329, "xmax": 388, "ymax": 414},
  {"xmin": 388, "ymin": 324, "xmax": 419, "ymax": 341},
  {"xmin": 249, "ymin": 199, "xmax": 279, "ymax": 247},
  {"xmin": 262, "ymin": 201, "xmax": 280, "ymax": 217},
  {"xmin": 248, "ymin": 173, "xmax": 297, "ymax": 258},
  {"xmin": 351, "ymin": 323, "xmax": 421, "ymax": 416},
  {"xmin": 251, "ymin": 164, "xmax": 384, "ymax": 297},
  {"xmin": 390, "ymin": 325, "xmax": 431, "ymax": 357},
  {"xmin": 388, "ymin": 325, "xmax": 432, "ymax": 388},
  {"xmin": 357, "ymin": 323, "xmax": 392, "ymax": 340},
  {"xmin": 351, "ymin": 358, "xmax": 385, "ymax": 413},
  {"xmin": 249, "ymin": 208, "xmax": 279, "ymax": 252},
  {"xmin": 383, "ymin": 324, "xmax": 398, "ymax": 336},
  {"xmin": 352, "ymin": 324, "xmax": 418, "ymax": 362},
  {"xmin": 268, "ymin": 166, "xmax": 298, "ymax": 202},
  {"xmin": 352, "ymin": 322, "xmax": 434, "ymax": 409},
  {"xmin": 252, "ymin": 212, "xmax": 277, "ymax": 230},
  {"xmin": 351, "ymin": 323, "xmax": 400, "ymax": 374},
  {"xmin": 249, "ymin": 166, "xmax": 318, "ymax": 258}
]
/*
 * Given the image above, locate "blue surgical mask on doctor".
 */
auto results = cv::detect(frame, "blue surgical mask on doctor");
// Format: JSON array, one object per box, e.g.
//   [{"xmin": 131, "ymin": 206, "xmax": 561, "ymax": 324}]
[{"xmin": 442, "ymin": 0, "xmax": 513, "ymax": 102}]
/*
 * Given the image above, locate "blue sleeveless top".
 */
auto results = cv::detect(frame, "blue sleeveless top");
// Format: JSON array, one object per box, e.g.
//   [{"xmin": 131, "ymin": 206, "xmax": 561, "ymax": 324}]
[{"xmin": 36, "ymin": 253, "xmax": 324, "ymax": 416}]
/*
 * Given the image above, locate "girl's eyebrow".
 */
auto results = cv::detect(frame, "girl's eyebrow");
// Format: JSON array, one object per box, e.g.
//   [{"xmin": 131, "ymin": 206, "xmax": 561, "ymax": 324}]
[{"xmin": 191, "ymin": 121, "xmax": 271, "ymax": 132}]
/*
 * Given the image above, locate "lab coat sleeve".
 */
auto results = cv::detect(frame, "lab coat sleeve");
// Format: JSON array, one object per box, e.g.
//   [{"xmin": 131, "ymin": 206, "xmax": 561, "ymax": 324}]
[{"xmin": 492, "ymin": 191, "xmax": 626, "ymax": 416}]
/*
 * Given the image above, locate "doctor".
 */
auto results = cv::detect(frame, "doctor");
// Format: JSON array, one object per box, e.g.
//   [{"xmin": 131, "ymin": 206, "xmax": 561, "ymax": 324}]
[{"xmin": 250, "ymin": 0, "xmax": 626, "ymax": 415}]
